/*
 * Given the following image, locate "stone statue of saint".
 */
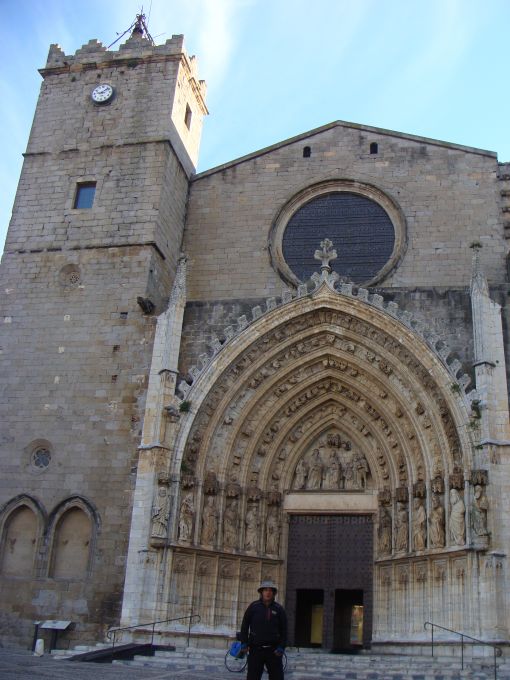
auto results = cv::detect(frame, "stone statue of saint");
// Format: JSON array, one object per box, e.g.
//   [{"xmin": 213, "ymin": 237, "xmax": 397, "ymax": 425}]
[
  {"xmin": 293, "ymin": 458, "xmax": 308, "ymax": 490},
  {"xmin": 342, "ymin": 457, "xmax": 355, "ymax": 490},
  {"xmin": 429, "ymin": 493, "xmax": 445, "ymax": 548},
  {"xmin": 178, "ymin": 492, "xmax": 195, "ymax": 542},
  {"xmin": 265, "ymin": 507, "xmax": 280, "ymax": 554},
  {"xmin": 323, "ymin": 452, "xmax": 341, "ymax": 490},
  {"xmin": 378, "ymin": 506, "xmax": 392, "ymax": 555},
  {"xmin": 412, "ymin": 497, "xmax": 427, "ymax": 550},
  {"xmin": 395, "ymin": 502, "xmax": 408, "ymax": 552},
  {"xmin": 151, "ymin": 486, "xmax": 171, "ymax": 538},
  {"xmin": 201, "ymin": 495, "xmax": 218, "ymax": 545},
  {"xmin": 244, "ymin": 504, "xmax": 259, "ymax": 551},
  {"xmin": 449, "ymin": 488, "xmax": 466, "ymax": 545},
  {"xmin": 354, "ymin": 452, "xmax": 369, "ymax": 490},
  {"xmin": 223, "ymin": 498, "xmax": 239, "ymax": 548},
  {"xmin": 306, "ymin": 449, "xmax": 323, "ymax": 490},
  {"xmin": 471, "ymin": 485, "xmax": 489, "ymax": 537}
]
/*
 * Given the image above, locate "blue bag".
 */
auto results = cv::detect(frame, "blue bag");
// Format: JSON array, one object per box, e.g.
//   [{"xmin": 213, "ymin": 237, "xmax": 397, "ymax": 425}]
[{"xmin": 229, "ymin": 641, "xmax": 243, "ymax": 657}]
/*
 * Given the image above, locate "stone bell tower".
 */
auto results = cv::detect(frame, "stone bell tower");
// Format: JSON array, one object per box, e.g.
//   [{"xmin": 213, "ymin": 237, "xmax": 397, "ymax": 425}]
[{"xmin": 0, "ymin": 19, "xmax": 207, "ymax": 646}]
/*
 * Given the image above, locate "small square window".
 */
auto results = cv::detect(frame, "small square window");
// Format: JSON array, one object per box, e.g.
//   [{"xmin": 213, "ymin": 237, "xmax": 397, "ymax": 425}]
[
  {"xmin": 74, "ymin": 182, "xmax": 96, "ymax": 209},
  {"xmin": 184, "ymin": 104, "xmax": 192, "ymax": 130}
]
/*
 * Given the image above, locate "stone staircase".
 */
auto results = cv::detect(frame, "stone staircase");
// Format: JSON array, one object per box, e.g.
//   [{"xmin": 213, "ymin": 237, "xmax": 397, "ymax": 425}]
[{"xmin": 108, "ymin": 646, "xmax": 510, "ymax": 679}]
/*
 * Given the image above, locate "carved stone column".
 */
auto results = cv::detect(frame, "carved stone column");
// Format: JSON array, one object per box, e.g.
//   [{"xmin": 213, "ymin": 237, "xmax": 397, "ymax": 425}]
[
  {"xmin": 469, "ymin": 252, "xmax": 510, "ymax": 638},
  {"xmin": 470, "ymin": 246, "xmax": 510, "ymax": 445},
  {"xmin": 477, "ymin": 552, "xmax": 508, "ymax": 639},
  {"xmin": 121, "ymin": 256, "xmax": 188, "ymax": 627},
  {"xmin": 141, "ymin": 255, "xmax": 188, "ymax": 447},
  {"xmin": 120, "ymin": 445, "xmax": 170, "ymax": 625}
]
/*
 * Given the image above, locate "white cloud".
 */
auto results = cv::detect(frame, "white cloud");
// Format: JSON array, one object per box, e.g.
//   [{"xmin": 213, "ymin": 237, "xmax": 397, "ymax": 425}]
[
  {"xmin": 105, "ymin": 0, "xmax": 250, "ymax": 88},
  {"xmin": 356, "ymin": 0, "xmax": 481, "ymax": 128},
  {"xmin": 187, "ymin": 0, "xmax": 253, "ymax": 89},
  {"xmin": 400, "ymin": 0, "xmax": 474, "ymax": 82}
]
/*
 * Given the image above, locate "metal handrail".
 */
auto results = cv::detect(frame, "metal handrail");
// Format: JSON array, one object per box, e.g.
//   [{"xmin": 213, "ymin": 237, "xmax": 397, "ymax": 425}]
[
  {"xmin": 424, "ymin": 621, "xmax": 502, "ymax": 680},
  {"xmin": 107, "ymin": 612, "xmax": 201, "ymax": 651}
]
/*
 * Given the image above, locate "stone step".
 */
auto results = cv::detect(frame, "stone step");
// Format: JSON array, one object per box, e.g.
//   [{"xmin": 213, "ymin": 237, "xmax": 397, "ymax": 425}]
[
  {"xmin": 113, "ymin": 649, "xmax": 508, "ymax": 680},
  {"xmin": 56, "ymin": 641, "xmax": 508, "ymax": 679},
  {"xmin": 151, "ymin": 649, "xmax": 489, "ymax": 667}
]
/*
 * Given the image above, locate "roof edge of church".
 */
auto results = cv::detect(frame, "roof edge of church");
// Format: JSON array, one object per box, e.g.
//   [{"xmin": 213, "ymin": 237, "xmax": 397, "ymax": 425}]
[{"xmin": 193, "ymin": 120, "xmax": 497, "ymax": 181}]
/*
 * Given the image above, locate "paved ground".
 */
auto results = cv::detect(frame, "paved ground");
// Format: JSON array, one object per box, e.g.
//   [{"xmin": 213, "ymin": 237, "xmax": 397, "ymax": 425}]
[
  {"xmin": 3, "ymin": 646, "xmax": 509, "ymax": 680},
  {"xmin": 0, "ymin": 648, "xmax": 231, "ymax": 680}
]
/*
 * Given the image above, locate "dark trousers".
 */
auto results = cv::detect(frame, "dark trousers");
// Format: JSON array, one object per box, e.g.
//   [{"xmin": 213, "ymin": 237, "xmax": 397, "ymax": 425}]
[{"xmin": 246, "ymin": 646, "xmax": 284, "ymax": 680}]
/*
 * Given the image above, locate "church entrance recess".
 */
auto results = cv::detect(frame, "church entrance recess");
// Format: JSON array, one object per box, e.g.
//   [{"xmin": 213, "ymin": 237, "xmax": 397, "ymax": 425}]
[
  {"xmin": 285, "ymin": 514, "xmax": 373, "ymax": 650},
  {"xmin": 333, "ymin": 589, "xmax": 364, "ymax": 651},
  {"xmin": 294, "ymin": 589, "xmax": 324, "ymax": 647}
]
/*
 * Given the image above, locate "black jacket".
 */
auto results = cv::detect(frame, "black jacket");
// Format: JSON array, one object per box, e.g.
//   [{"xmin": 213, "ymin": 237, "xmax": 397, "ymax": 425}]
[{"xmin": 240, "ymin": 598, "xmax": 287, "ymax": 649}]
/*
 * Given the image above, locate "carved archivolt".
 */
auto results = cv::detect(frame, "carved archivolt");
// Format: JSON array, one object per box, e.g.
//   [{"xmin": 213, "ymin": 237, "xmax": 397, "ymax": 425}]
[
  {"xmin": 170, "ymin": 285, "xmax": 477, "ymax": 562},
  {"xmin": 180, "ymin": 309, "xmax": 467, "ymax": 489},
  {"xmin": 177, "ymin": 277, "xmax": 472, "ymax": 402}
]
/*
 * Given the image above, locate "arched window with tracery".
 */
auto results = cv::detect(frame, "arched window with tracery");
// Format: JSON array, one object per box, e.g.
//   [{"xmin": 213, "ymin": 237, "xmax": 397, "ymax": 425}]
[
  {"xmin": 1, "ymin": 505, "xmax": 38, "ymax": 577},
  {"xmin": 50, "ymin": 506, "xmax": 92, "ymax": 578}
]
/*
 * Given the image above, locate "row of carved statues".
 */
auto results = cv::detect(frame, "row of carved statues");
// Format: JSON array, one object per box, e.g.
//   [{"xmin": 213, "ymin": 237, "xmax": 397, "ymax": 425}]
[
  {"xmin": 151, "ymin": 479, "xmax": 488, "ymax": 558},
  {"xmin": 378, "ymin": 486, "xmax": 489, "ymax": 555},
  {"xmin": 292, "ymin": 446, "xmax": 370, "ymax": 491},
  {"xmin": 150, "ymin": 486, "xmax": 282, "ymax": 555}
]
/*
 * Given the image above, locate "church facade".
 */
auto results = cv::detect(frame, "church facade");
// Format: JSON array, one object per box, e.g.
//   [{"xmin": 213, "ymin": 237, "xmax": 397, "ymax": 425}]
[{"xmin": 1, "ymin": 25, "xmax": 510, "ymax": 652}]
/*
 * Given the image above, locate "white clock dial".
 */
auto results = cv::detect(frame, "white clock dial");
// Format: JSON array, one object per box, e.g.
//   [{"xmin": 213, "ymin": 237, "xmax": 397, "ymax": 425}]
[{"xmin": 91, "ymin": 83, "xmax": 114, "ymax": 104}]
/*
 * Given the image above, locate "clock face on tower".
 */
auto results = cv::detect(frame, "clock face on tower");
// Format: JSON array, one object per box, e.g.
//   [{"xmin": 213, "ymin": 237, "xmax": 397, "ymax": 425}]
[{"xmin": 91, "ymin": 83, "xmax": 114, "ymax": 104}]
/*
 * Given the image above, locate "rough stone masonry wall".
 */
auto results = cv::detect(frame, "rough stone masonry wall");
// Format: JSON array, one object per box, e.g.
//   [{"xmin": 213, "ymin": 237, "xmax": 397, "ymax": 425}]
[
  {"xmin": 184, "ymin": 123, "xmax": 504, "ymax": 301},
  {"xmin": 5, "ymin": 141, "xmax": 189, "ymax": 269},
  {"xmin": 0, "ymin": 245, "xmax": 170, "ymax": 647},
  {"xmin": 178, "ymin": 287, "xmax": 505, "ymax": 387},
  {"xmin": 0, "ymin": 31, "xmax": 204, "ymax": 647},
  {"xmin": 31, "ymin": 34, "xmax": 205, "ymax": 170}
]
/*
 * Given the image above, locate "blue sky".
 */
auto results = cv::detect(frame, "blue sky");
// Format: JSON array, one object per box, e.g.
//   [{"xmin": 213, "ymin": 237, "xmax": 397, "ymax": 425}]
[{"xmin": 2, "ymin": 0, "xmax": 510, "ymax": 253}]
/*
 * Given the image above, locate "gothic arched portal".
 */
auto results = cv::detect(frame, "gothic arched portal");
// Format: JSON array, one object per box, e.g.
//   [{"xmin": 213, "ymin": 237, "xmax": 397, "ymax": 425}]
[{"xmin": 155, "ymin": 277, "xmax": 483, "ymax": 647}]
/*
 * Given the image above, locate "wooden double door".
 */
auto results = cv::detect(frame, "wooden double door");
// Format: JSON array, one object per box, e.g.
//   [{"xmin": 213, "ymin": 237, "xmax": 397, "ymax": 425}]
[{"xmin": 285, "ymin": 514, "xmax": 373, "ymax": 651}]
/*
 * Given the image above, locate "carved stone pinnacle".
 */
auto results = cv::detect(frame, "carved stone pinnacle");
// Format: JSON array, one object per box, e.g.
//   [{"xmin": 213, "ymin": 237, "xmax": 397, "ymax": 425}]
[{"xmin": 314, "ymin": 238, "xmax": 337, "ymax": 273}]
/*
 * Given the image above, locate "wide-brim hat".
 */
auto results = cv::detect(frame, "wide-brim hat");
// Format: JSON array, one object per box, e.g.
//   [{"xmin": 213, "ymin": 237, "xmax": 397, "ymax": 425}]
[{"xmin": 258, "ymin": 580, "xmax": 278, "ymax": 594}]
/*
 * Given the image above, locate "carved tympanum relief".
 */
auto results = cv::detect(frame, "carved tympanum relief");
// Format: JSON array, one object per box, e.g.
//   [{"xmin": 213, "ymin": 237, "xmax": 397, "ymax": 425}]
[
  {"xmin": 181, "ymin": 309, "xmax": 464, "ymax": 482},
  {"xmin": 291, "ymin": 430, "xmax": 371, "ymax": 491}
]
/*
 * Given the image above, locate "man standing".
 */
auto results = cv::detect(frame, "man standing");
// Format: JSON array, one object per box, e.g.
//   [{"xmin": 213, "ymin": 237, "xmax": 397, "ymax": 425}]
[{"xmin": 240, "ymin": 580, "xmax": 287, "ymax": 680}]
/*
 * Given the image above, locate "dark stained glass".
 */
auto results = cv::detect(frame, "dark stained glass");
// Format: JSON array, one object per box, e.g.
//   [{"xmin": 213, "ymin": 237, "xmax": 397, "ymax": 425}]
[{"xmin": 282, "ymin": 192, "xmax": 395, "ymax": 284}]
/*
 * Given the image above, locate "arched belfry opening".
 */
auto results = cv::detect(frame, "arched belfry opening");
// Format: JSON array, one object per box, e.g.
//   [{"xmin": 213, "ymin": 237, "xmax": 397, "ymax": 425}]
[{"xmin": 133, "ymin": 268, "xmax": 482, "ymax": 651}]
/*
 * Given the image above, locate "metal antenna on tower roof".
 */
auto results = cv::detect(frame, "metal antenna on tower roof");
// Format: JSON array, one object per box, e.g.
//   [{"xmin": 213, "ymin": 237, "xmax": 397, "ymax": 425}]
[{"xmin": 107, "ymin": 7, "xmax": 155, "ymax": 49}]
